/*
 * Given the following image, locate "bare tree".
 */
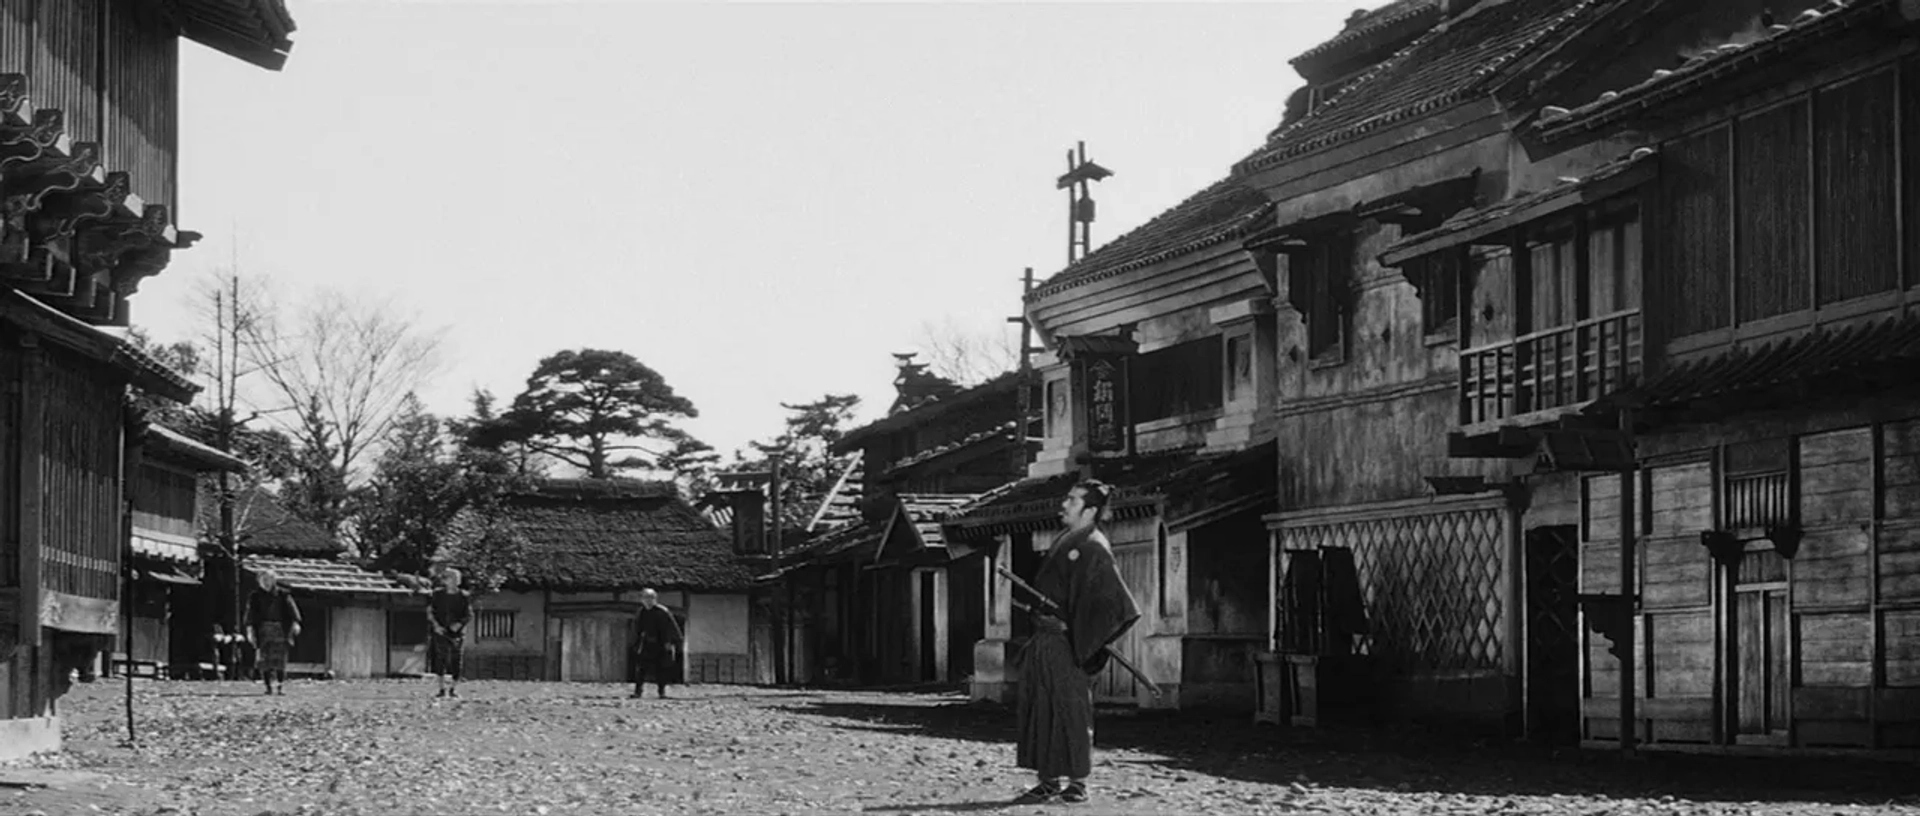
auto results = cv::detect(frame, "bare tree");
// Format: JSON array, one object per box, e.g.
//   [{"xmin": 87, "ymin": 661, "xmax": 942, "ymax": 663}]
[
  {"xmin": 243, "ymin": 287, "xmax": 447, "ymax": 534},
  {"xmin": 168, "ymin": 268, "xmax": 297, "ymax": 630},
  {"xmin": 912, "ymin": 315, "xmax": 1019, "ymax": 386}
]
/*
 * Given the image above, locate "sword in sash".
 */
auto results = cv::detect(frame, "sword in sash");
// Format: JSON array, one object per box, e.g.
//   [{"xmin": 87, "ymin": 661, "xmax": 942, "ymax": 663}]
[{"xmin": 996, "ymin": 564, "xmax": 1162, "ymax": 698}]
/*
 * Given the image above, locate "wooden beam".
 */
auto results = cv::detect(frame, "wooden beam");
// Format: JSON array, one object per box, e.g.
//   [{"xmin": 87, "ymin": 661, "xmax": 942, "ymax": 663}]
[{"xmin": 38, "ymin": 589, "xmax": 118, "ymax": 636}]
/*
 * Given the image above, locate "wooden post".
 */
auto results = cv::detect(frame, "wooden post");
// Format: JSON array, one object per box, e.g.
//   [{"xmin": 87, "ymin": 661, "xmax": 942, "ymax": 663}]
[
  {"xmin": 122, "ymin": 504, "xmax": 135, "ymax": 742},
  {"xmin": 122, "ymin": 413, "xmax": 144, "ymax": 743},
  {"xmin": 18, "ymin": 337, "xmax": 45, "ymax": 651},
  {"xmin": 1618, "ymin": 407, "xmax": 1637, "ymax": 756}
]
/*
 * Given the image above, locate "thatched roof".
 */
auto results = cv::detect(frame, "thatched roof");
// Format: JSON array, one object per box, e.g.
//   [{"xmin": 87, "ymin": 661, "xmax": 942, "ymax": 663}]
[
  {"xmin": 497, "ymin": 479, "xmax": 754, "ymax": 593},
  {"xmin": 199, "ymin": 483, "xmax": 344, "ymax": 558}
]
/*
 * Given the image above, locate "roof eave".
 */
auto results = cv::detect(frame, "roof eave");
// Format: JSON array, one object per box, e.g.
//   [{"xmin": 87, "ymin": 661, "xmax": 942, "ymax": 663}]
[
  {"xmin": 1532, "ymin": 0, "xmax": 1901, "ymax": 143},
  {"xmin": 3, "ymin": 291, "xmax": 199, "ymax": 401},
  {"xmin": 834, "ymin": 371, "xmax": 1027, "ymax": 454},
  {"xmin": 175, "ymin": 0, "xmax": 296, "ymax": 71}
]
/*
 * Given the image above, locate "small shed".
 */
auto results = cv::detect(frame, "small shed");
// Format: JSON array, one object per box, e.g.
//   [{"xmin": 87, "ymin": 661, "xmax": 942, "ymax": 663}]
[
  {"xmin": 460, "ymin": 479, "xmax": 757, "ymax": 685},
  {"xmin": 240, "ymin": 555, "xmax": 417, "ymax": 679}
]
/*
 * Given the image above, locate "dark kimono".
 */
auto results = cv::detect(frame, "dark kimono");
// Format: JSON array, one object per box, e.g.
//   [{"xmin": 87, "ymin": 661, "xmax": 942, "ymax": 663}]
[
  {"xmin": 633, "ymin": 605, "xmax": 683, "ymax": 693},
  {"xmin": 1015, "ymin": 525, "xmax": 1141, "ymax": 779}
]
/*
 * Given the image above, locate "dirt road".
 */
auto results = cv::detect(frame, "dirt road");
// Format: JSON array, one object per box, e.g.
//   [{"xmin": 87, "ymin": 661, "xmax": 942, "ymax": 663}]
[{"xmin": 2, "ymin": 679, "xmax": 1914, "ymax": 815}]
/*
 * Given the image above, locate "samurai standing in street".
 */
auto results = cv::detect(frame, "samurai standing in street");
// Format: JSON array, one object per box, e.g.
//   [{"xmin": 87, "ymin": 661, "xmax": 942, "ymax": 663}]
[{"xmin": 1013, "ymin": 479, "xmax": 1141, "ymax": 805}]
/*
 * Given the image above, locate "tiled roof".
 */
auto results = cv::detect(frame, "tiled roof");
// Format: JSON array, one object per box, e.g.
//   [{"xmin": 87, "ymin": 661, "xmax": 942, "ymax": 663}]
[
  {"xmin": 894, "ymin": 494, "xmax": 978, "ymax": 551},
  {"xmin": 836, "ymin": 369, "xmax": 1027, "ymax": 454},
  {"xmin": 765, "ymin": 518, "xmax": 886, "ymax": 579},
  {"xmin": 1597, "ymin": 314, "xmax": 1920, "ymax": 416},
  {"xmin": 882, "ymin": 420, "xmax": 1018, "ymax": 477},
  {"xmin": 1, "ymin": 290, "xmax": 199, "ymax": 403},
  {"xmin": 1378, "ymin": 147, "xmax": 1656, "ymax": 264},
  {"xmin": 203, "ymin": 484, "xmax": 344, "ymax": 557},
  {"xmin": 147, "ymin": 424, "xmax": 248, "ymax": 473},
  {"xmin": 1027, "ymin": 178, "xmax": 1273, "ymax": 302},
  {"xmin": 944, "ymin": 443, "xmax": 1278, "ymax": 539},
  {"xmin": 132, "ymin": 531, "xmax": 198, "ymax": 564},
  {"xmin": 176, "ymin": 0, "xmax": 298, "ymax": 70},
  {"xmin": 1535, "ymin": 0, "xmax": 1892, "ymax": 140},
  {"xmin": 1240, "ymin": 0, "xmax": 1611, "ymax": 173},
  {"xmin": 1292, "ymin": 0, "xmax": 1442, "ymax": 70},
  {"xmin": 497, "ymin": 480, "xmax": 753, "ymax": 592},
  {"xmin": 244, "ymin": 555, "xmax": 412, "ymax": 596}
]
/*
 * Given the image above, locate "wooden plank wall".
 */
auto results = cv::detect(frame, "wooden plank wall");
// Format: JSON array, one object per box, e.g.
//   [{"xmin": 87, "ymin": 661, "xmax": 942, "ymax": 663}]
[
  {"xmin": 0, "ymin": 0, "xmax": 180, "ymax": 208},
  {"xmin": 1580, "ymin": 461, "xmax": 1716, "ymax": 744},
  {"xmin": 38, "ymin": 357, "xmax": 122, "ymax": 604},
  {"xmin": 1880, "ymin": 418, "xmax": 1920, "ymax": 747},
  {"xmin": 104, "ymin": 0, "xmax": 177, "ymax": 208},
  {"xmin": 1579, "ymin": 416, "xmax": 1920, "ymax": 751}
]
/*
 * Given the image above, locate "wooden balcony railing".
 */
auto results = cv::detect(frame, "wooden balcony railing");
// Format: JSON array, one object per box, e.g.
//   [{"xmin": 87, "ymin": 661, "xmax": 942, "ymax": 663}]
[{"xmin": 1460, "ymin": 310, "xmax": 1643, "ymax": 426}]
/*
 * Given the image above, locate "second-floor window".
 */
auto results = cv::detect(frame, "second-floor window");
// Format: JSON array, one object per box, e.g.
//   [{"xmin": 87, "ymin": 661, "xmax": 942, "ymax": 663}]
[
  {"xmin": 1410, "ymin": 246, "xmax": 1464, "ymax": 339},
  {"xmin": 1295, "ymin": 235, "xmax": 1354, "ymax": 361},
  {"xmin": 1224, "ymin": 333, "xmax": 1254, "ymax": 402},
  {"xmin": 1588, "ymin": 203, "xmax": 1643, "ymax": 317},
  {"xmin": 1526, "ymin": 221, "xmax": 1578, "ymax": 333},
  {"xmin": 1517, "ymin": 202, "xmax": 1643, "ymax": 336},
  {"xmin": 1131, "ymin": 336, "xmax": 1224, "ymax": 423}
]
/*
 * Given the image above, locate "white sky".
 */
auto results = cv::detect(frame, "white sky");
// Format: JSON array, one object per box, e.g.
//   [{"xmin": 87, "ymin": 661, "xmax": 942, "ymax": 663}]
[{"xmin": 137, "ymin": 0, "xmax": 1359, "ymax": 460}]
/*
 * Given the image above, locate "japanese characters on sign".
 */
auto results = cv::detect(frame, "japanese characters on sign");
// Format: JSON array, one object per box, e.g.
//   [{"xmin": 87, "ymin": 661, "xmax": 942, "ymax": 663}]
[{"xmin": 1083, "ymin": 358, "xmax": 1126, "ymax": 453}]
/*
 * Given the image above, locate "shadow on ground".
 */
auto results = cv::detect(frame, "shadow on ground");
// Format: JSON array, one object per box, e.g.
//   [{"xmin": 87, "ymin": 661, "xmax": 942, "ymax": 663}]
[{"xmin": 775, "ymin": 695, "xmax": 1920, "ymax": 808}]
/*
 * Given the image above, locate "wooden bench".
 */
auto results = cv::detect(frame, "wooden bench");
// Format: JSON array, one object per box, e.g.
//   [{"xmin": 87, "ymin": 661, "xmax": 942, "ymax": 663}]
[{"xmin": 109, "ymin": 655, "xmax": 163, "ymax": 679}]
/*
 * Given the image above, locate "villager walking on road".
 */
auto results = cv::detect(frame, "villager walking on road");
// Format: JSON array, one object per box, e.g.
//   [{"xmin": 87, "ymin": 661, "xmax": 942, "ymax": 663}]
[
  {"xmin": 1013, "ymin": 479, "xmax": 1141, "ymax": 806},
  {"xmin": 244, "ymin": 570, "xmax": 301, "ymax": 696},
  {"xmin": 632, "ymin": 588, "xmax": 682, "ymax": 699},
  {"xmin": 427, "ymin": 568, "xmax": 472, "ymax": 699}
]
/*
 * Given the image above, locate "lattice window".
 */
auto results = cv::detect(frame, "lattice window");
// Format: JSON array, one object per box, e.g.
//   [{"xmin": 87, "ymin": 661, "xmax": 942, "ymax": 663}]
[
  {"xmin": 475, "ymin": 609, "xmax": 516, "ymax": 641},
  {"xmin": 1725, "ymin": 438, "xmax": 1791, "ymax": 530},
  {"xmin": 1282, "ymin": 508, "xmax": 1508, "ymax": 674}
]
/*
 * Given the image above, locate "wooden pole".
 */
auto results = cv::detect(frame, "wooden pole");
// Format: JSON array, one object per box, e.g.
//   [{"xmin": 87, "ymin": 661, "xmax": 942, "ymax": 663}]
[
  {"xmin": 769, "ymin": 453, "xmax": 786, "ymax": 684},
  {"xmin": 122, "ymin": 433, "xmax": 140, "ymax": 744},
  {"xmin": 1066, "ymin": 149, "xmax": 1077, "ymax": 265},
  {"xmin": 1618, "ymin": 408, "xmax": 1637, "ymax": 757}
]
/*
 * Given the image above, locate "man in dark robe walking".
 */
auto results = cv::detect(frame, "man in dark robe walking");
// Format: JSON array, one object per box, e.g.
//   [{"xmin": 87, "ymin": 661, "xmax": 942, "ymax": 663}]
[
  {"xmin": 632, "ymin": 588, "xmax": 682, "ymax": 699},
  {"xmin": 1013, "ymin": 479, "xmax": 1141, "ymax": 805}
]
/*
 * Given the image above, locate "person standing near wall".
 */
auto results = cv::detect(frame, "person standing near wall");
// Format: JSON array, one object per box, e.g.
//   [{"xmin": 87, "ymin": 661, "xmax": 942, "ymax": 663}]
[
  {"xmin": 427, "ymin": 567, "xmax": 472, "ymax": 699},
  {"xmin": 244, "ymin": 570, "xmax": 301, "ymax": 696},
  {"xmin": 1012, "ymin": 479, "xmax": 1140, "ymax": 805},
  {"xmin": 632, "ymin": 588, "xmax": 682, "ymax": 699}
]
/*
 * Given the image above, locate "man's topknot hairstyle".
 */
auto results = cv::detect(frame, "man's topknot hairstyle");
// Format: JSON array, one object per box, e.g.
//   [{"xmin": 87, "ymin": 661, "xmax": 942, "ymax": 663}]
[{"xmin": 1076, "ymin": 479, "xmax": 1115, "ymax": 513}]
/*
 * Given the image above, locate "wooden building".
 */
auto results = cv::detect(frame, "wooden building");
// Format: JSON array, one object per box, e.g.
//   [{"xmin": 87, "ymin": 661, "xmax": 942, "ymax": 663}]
[
  {"xmin": 755, "ymin": 358, "xmax": 1029, "ymax": 688},
  {"xmin": 118, "ymin": 424, "xmax": 246, "ymax": 679},
  {"xmin": 1225, "ymin": 0, "xmax": 1920, "ymax": 755},
  {"xmin": 1234, "ymin": 0, "xmax": 1634, "ymax": 734},
  {"xmin": 0, "ymin": 0, "xmax": 294, "ymax": 759},
  {"xmin": 941, "ymin": 168, "xmax": 1282, "ymax": 711},
  {"xmin": 458, "ymin": 479, "xmax": 757, "ymax": 685},
  {"xmin": 1375, "ymin": 0, "xmax": 1920, "ymax": 752}
]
